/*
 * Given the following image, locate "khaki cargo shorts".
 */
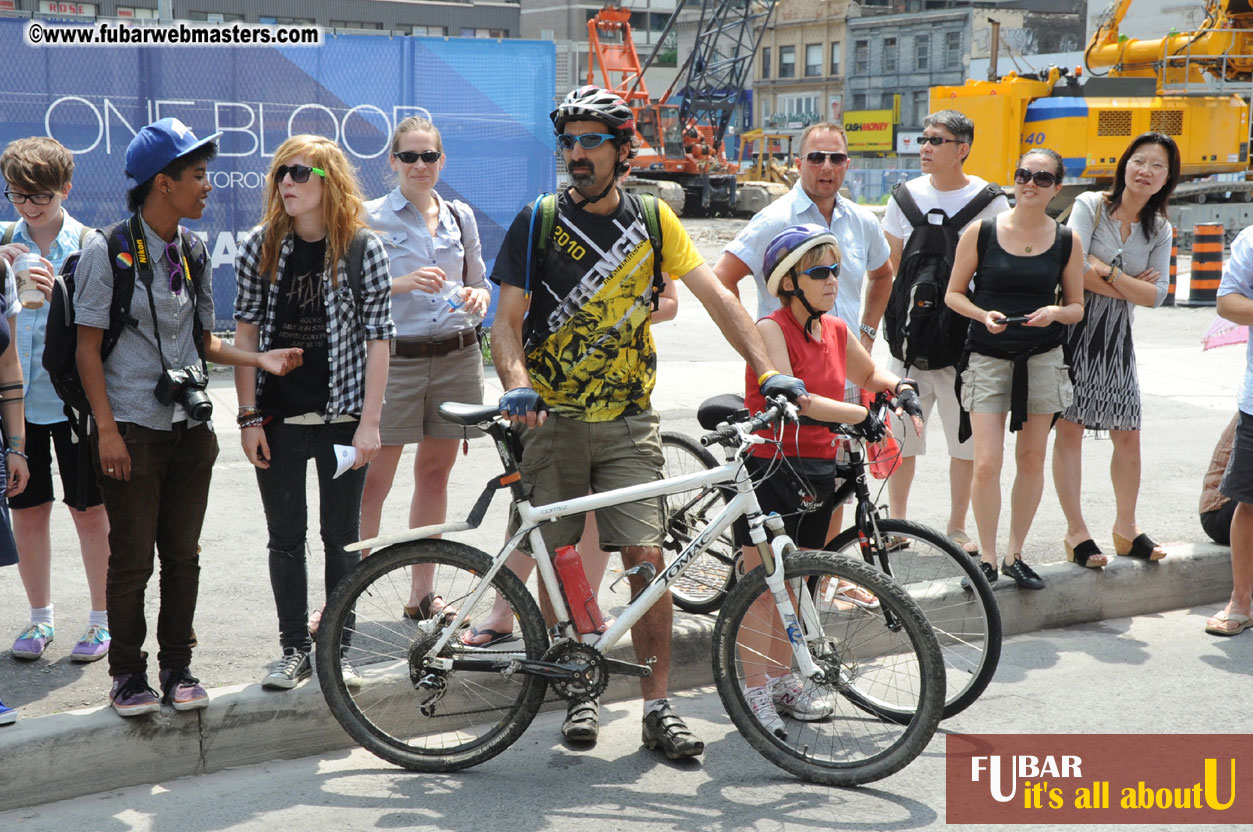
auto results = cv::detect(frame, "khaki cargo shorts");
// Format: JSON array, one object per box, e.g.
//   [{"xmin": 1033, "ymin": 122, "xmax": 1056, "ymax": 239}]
[
  {"xmin": 959, "ymin": 347, "xmax": 1074, "ymax": 415},
  {"xmin": 510, "ymin": 408, "xmax": 665, "ymax": 552}
]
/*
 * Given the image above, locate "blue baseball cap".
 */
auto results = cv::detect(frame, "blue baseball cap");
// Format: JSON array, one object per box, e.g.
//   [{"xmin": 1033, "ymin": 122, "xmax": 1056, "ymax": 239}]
[{"xmin": 125, "ymin": 117, "xmax": 222, "ymax": 185}]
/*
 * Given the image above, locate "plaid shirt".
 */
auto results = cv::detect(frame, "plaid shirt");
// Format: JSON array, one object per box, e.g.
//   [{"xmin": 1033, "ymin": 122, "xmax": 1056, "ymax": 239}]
[{"xmin": 234, "ymin": 226, "xmax": 394, "ymax": 417}]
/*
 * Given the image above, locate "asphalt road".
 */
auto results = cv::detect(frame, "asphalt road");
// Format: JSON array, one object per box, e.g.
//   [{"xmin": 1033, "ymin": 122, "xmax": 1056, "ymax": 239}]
[
  {"xmin": 2, "ymin": 606, "xmax": 1249, "ymax": 832},
  {"xmin": 0, "ymin": 215, "xmax": 1244, "ymax": 721}
]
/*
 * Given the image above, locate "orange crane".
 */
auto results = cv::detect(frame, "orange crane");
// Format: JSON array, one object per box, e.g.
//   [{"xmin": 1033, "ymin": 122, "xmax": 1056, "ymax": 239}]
[{"xmin": 586, "ymin": 2, "xmax": 778, "ymax": 214}]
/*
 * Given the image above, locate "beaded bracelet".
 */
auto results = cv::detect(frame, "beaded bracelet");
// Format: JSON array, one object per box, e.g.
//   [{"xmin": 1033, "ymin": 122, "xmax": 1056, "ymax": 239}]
[{"xmin": 4, "ymin": 449, "xmax": 28, "ymax": 460}]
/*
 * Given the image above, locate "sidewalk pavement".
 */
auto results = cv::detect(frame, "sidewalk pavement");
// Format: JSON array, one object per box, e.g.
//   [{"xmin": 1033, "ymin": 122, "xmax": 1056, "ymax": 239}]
[
  {"xmin": 0, "ymin": 226, "xmax": 1245, "ymax": 810},
  {"xmin": 0, "ymin": 542, "xmax": 1236, "ymax": 812}
]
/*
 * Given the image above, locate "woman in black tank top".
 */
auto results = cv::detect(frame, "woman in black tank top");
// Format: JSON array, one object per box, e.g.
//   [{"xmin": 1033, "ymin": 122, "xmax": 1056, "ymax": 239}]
[{"xmin": 944, "ymin": 148, "xmax": 1084, "ymax": 591}]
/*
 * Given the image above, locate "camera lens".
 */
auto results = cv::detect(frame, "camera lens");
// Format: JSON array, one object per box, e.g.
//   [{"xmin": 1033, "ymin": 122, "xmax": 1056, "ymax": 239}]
[{"xmin": 181, "ymin": 388, "xmax": 213, "ymax": 422}]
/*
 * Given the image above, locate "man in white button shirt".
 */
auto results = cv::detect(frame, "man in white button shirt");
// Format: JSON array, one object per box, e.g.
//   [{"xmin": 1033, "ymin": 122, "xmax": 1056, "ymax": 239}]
[
  {"xmin": 877, "ymin": 110, "xmax": 1009, "ymax": 553},
  {"xmin": 714, "ymin": 122, "xmax": 893, "ymax": 406}
]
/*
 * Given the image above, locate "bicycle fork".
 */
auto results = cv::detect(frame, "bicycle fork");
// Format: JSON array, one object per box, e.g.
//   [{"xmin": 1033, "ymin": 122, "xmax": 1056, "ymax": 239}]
[{"xmin": 753, "ymin": 515, "xmax": 825, "ymax": 683}]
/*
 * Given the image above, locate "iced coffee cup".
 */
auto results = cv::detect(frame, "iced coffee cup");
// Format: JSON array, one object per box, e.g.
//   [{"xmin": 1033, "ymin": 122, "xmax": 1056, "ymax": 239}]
[{"xmin": 13, "ymin": 252, "xmax": 44, "ymax": 310}]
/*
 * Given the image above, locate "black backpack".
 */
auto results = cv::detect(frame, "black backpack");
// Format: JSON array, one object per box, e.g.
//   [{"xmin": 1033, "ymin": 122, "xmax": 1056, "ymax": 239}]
[
  {"xmin": 883, "ymin": 181, "xmax": 1002, "ymax": 372},
  {"xmin": 43, "ymin": 218, "xmax": 208, "ymax": 432}
]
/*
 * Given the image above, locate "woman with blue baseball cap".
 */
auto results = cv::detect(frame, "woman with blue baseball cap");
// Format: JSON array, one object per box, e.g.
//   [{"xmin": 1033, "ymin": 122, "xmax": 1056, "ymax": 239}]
[{"xmin": 74, "ymin": 117, "xmax": 303, "ymax": 718}]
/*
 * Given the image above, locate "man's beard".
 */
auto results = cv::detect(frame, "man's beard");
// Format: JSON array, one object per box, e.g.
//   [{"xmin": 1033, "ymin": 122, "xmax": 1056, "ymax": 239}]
[{"xmin": 570, "ymin": 162, "xmax": 597, "ymax": 191}]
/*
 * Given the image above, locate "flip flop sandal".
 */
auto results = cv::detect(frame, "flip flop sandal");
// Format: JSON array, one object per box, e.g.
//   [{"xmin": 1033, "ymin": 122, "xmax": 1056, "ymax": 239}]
[
  {"xmin": 1205, "ymin": 610, "xmax": 1253, "ymax": 637},
  {"xmin": 1113, "ymin": 532, "xmax": 1167, "ymax": 561},
  {"xmin": 949, "ymin": 530, "xmax": 980, "ymax": 557},
  {"xmin": 834, "ymin": 581, "xmax": 881, "ymax": 610},
  {"xmin": 404, "ymin": 592, "xmax": 461, "ymax": 624},
  {"xmin": 459, "ymin": 626, "xmax": 514, "ymax": 647}
]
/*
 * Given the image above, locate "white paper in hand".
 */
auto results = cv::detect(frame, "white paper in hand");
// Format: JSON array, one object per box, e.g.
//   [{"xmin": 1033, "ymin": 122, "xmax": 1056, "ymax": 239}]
[{"xmin": 332, "ymin": 444, "xmax": 357, "ymax": 479}]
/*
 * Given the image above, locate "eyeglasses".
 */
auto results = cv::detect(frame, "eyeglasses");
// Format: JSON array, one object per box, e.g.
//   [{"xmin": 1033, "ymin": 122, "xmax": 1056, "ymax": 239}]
[
  {"xmin": 801, "ymin": 264, "xmax": 840, "ymax": 281},
  {"xmin": 804, "ymin": 151, "xmax": 849, "ymax": 167},
  {"xmin": 393, "ymin": 150, "xmax": 442, "ymax": 165},
  {"xmin": 275, "ymin": 164, "xmax": 326, "ymax": 184},
  {"xmin": 556, "ymin": 133, "xmax": 616, "ymax": 151},
  {"xmin": 917, "ymin": 136, "xmax": 963, "ymax": 147},
  {"xmin": 164, "ymin": 241, "xmax": 186, "ymax": 295},
  {"xmin": 4, "ymin": 191, "xmax": 54, "ymax": 205},
  {"xmin": 1127, "ymin": 156, "xmax": 1168, "ymax": 173},
  {"xmin": 1014, "ymin": 168, "xmax": 1059, "ymax": 188}
]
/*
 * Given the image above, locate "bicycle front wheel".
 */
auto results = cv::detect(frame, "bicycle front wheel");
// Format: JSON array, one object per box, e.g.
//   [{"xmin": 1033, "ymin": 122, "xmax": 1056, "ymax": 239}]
[
  {"xmin": 826, "ymin": 518, "xmax": 1001, "ymax": 720},
  {"xmin": 661, "ymin": 431, "xmax": 737, "ymax": 614},
  {"xmin": 317, "ymin": 539, "xmax": 549, "ymax": 772},
  {"xmin": 712, "ymin": 552, "xmax": 945, "ymax": 786}
]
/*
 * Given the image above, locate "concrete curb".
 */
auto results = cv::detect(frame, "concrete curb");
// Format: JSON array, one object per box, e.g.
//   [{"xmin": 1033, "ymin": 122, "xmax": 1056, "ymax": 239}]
[{"xmin": 0, "ymin": 542, "xmax": 1233, "ymax": 812}]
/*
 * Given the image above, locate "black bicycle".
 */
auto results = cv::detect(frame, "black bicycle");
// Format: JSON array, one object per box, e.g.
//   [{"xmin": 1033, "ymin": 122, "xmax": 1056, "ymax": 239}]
[{"xmin": 663, "ymin": 392, "xmax": 1002, "ymax": 720}]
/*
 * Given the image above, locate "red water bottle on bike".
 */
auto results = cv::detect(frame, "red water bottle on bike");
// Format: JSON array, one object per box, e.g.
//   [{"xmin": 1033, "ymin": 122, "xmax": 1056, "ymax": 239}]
[{"xmin": 554, "ymin": 545, "xmax": 606, "ymax": 635}]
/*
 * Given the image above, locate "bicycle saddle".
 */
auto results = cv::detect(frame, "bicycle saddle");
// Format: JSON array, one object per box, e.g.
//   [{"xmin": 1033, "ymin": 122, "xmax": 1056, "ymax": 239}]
[
  {"xmin": 439, "ymin": 402, "xmax": 501, "ymax": 426},
  {"xmin": 697, "ymin": 394, "xmax": 748, "ymax": 430}
]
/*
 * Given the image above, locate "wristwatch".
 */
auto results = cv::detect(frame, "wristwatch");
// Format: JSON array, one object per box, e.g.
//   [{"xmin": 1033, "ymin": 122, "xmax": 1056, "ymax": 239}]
[{"xmin": 859, "ymin": 323, "xmax": 877, "ymax": 340}]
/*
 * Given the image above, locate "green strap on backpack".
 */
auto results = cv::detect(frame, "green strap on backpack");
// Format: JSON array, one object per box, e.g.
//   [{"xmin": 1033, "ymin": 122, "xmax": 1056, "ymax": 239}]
[{"xmin": 526, "ymin": 191, "xmax": 665, "ymax": 311}]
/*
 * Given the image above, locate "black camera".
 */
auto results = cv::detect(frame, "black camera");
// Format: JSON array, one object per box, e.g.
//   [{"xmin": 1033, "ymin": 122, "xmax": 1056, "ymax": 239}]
[{"xmin": 154, "ymin": 365, "xmax": 213, "ymax": 421}]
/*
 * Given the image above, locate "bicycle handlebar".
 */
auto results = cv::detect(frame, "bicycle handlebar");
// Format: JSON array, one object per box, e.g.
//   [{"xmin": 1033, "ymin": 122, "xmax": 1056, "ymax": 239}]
[{"xmin": 699, "ymin": 396, "xmax": 797, "ymax": 448}]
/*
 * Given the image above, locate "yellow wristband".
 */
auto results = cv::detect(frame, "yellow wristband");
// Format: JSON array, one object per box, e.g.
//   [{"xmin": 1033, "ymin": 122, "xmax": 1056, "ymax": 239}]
[{"xmin": 758, "ymin": 370, "xmax": 780, "ymax": 386}]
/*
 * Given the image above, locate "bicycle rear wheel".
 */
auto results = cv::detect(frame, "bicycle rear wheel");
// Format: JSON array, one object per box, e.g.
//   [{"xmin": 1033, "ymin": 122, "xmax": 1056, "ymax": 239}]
[
  {"xmin": 825, "ymin": 518, "xmax": 1001, "ymax": 720},
  {"xmin": 712, "ymin": 552, "xmax": 945, "ymax": 786},
  {"xmin": 317, "ymin": 539, "xmax": 549, "ymax": 772},
  {"xmin": 661, "ymin": 431, "xmax": 737, "ymax": 614}
]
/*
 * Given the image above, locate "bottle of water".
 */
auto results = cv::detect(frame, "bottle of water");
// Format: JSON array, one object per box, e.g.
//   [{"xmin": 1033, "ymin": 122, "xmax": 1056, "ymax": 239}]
[
  {"xmin": 438, "ymin": 280, "xmax": 483, "ymax": 325},
  {"xmin": 554, "ymin": 545, "xmax": 607, "ymax": 635}
]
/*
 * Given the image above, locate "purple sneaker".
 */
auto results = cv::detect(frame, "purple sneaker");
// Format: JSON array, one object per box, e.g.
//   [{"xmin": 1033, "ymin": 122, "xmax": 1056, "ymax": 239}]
[
  {"xmin": 70, "ymin": 625, "xmax": 110, "ymax": 663},
  {"xmin": 159, "ymin": 667, "xmax": 208, "ymax": 711},
  {"xmin": 109, "ymin": 673, "xmax": 161, "ymax": 717},
  {"xmin": 12, "ymin": 623, "xmax": 54, "ymax": 660}
]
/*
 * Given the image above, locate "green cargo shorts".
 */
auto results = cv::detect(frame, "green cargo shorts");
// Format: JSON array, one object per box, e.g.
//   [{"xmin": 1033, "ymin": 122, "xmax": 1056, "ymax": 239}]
[{"xmin": 509, "ymin": 408, "xmax": 665, "ymax": 553}]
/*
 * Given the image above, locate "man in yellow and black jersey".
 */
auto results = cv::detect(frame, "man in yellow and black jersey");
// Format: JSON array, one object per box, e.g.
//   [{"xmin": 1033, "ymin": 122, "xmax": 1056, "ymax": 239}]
[{"xmin": 490, "ymin": 85, "xmax": 808, "ymax": 761}]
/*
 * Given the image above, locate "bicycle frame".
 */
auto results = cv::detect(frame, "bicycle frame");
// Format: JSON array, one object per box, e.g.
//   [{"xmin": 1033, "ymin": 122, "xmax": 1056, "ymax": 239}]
[{"xmin": 352, "ymin": 412, "xmax": 828, "ymax": 682}]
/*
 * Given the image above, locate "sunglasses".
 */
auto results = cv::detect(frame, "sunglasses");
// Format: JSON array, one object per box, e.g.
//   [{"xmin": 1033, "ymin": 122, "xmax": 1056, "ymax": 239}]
[
  {"xmin": 556, "ymin": 133, "xmax": 616, "ymax": 151},
  {"xmin": 275, "ymin": 164, "xmax": 326, "ymax": 184},
  {"xmin": 800, "ymin": 264, "xmax": 840, "ymax": 281},
  {"xmin": 804, "ymin": 151, "xmax": 849, "ymax": 166},
  {"xmin": 1014, "ymin": 168, "xmax": 1059, "ymax": 188},
  {"xmin": 917, "ymin": 136, "xmax": 962, "ymax": 147},
  {"xmin": 4, "ymin": 191, "xmax": 54, "ymax": 205},
  {"xmin": 393, "ymin": 150, "xmax": 442, "ymax": 164},
  {"xmin": 164, "ymin": 241, "xmax": 187, "ymax": 295}
]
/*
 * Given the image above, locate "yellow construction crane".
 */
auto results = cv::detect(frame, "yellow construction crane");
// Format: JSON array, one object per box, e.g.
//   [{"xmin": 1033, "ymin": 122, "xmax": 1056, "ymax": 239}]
[{"xmin": 931, "ymin": 0, "xmax": 1253, "ymax": 224}]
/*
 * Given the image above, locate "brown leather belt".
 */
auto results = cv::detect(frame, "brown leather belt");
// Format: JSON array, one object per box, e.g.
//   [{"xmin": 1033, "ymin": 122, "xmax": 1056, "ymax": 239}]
[{"xmin": 392, "ymin": 327, "xmax": 481, "ymax": 359}]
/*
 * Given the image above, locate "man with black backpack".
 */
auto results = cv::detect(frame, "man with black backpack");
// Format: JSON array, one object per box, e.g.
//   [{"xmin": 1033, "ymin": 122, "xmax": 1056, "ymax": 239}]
[
  {"xmin": 878, "ymin": 110, "xmax": 1009, "ymax": 554},
  {"xmin": 72, "ymin": 119, "xmax": 302, "ymax": 718}
]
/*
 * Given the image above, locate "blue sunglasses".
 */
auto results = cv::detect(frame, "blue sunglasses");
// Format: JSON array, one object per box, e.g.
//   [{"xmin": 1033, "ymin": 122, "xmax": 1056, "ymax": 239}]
[
  {"xmin": 800, "ymin": 264, "xmax": 840, "ymax": 280},
  {"xmin": 556, "ymin": 133, "xmax": 616, "ymax": 151}
]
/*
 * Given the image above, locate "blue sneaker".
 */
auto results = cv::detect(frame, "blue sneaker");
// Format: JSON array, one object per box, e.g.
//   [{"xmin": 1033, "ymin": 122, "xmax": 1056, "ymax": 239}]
[
  {"xmin": 12, "ymin": 623, "xmax": 54, "ymax": 660},
  {"xmin": 0, "ymin": 697, "xmax": 16, "ymax": 725}
]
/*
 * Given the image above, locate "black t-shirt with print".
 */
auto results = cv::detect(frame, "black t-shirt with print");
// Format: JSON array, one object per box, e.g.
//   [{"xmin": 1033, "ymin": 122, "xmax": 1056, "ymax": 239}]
[
  {"xmin": 490, "ymin": 190, "xmax": 701, "ymax": 421},
  {"xmin": 261, "ymin": 236, "xmax": 329, "ymax": 417}
]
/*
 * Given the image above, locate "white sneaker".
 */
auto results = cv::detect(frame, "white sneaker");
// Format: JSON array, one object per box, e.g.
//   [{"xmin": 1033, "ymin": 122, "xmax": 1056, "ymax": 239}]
[
  {"xmin": 744, "ymin": 683, "xmax": 787, "ymax": 739},
  {"xmin": 340, "ymin": 658, "xmax": 363, "ymax": 690},
  {"xmin": 770, "ymin": 673, "xmax": 834, "ymax": 722}
]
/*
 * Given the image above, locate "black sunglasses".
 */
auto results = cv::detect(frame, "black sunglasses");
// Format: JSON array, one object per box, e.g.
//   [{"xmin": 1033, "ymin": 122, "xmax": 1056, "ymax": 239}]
[
  {"xmin": 917, "ymin": 136, "xmax": 963, "ymax": 147},
  {"xmin": 4, "ymin": 191, "xmax": 54, "ymax": 205},
  {"xmin": 556, "ymin": 132, "xmax": 616, "ymax": 151},
  {"xmin": 394, "ymin": 150, "xmax": 442, "ymax": 164},
  {"xmin": 1014, "ymin": 168, "xmax": 1059, "ymax": 188},
  {"xmin": 800, "ymin": 264, "xmax": 840, "ymax": 281},
  {"xmin": 275, "ymin": 164, "xmax": 326, "ymax": 184},
  {"xmin": 805, "ymin": 151, "xmax": 849, "ymax": 166}
]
